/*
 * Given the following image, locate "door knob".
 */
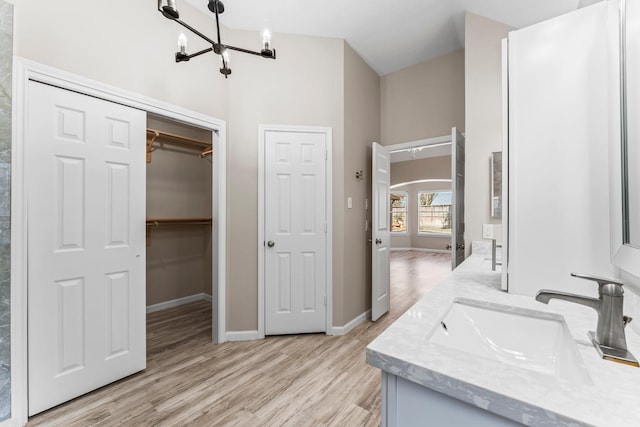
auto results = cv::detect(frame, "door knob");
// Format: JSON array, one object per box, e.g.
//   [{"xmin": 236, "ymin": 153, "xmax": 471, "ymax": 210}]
[
  {"xmin": 456, "ymin": 243, "xmax": 465, "ymax": 250},
  {"xmin": 446, "ymin": 244, "xmax": 452, "ymax": 250},
  {"xmin": 267, "ymin": 240, "xmax": 275, "ymax": 247},
  {"xmin": 375, "ymin": 238, "xmax": 382, "ymax": 245}
]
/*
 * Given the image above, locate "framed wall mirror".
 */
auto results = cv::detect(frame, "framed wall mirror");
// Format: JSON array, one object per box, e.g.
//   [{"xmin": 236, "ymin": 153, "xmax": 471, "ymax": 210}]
[{"xmin": 611, "ymin": 0, "xmax": 640, "ymax": 287}]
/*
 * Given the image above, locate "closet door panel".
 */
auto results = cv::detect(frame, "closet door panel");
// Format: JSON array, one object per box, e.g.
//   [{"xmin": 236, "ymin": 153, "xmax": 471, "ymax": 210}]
[{"xmin": 27, "ymin": 81, "xmax": 146, "ymax": 416}]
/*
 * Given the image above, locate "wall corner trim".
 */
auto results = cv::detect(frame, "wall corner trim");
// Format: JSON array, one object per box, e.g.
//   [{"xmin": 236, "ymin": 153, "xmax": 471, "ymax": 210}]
[{"xmin": 328, "ymin": 310, "xmax": 370, "ymax": 336}]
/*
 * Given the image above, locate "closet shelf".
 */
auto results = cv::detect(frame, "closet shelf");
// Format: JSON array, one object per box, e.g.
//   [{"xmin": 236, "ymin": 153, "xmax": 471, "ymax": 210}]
[
  {"xmin": 146, "ymin": 128, "xmax": 212, "ymax": 163},
  {"xmin": 146, "ymin": 217, "xmax": 212, "ymax": 226},
  {"xmin": 145, "ymin": 217, "xmax": 212, "ymax": 245}
]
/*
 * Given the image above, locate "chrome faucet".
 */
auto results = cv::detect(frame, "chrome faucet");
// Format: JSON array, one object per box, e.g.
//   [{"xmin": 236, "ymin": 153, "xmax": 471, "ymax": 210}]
[{"xmin": 536, "ymin": 273, "xmax": 638, "ymax": 366}]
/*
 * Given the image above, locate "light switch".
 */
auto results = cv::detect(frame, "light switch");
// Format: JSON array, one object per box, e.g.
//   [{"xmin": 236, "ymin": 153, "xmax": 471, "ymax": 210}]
[
  {"xmin": 482, "ymin": 224, "xmax": 494, "ymax": 239},
  {"xmin": 347, "ymin": 197, "xmax": 353, "ymax": 209}
]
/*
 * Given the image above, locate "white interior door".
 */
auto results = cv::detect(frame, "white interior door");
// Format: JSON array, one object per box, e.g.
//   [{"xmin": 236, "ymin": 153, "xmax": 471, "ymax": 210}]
[
  {"xmin": 264, "ymin": 130, "xmax": 327, "ymax": 335},
  {"xmin": 451, "ymin": 127, "xmax": 466, "ymax": 269},
  {"xmin": 371, "ymin": 142, "xmax": 390, "ymax": 321},
  {"xmin": 27, "ymin": 82, "xmax": 146, "ymax": 415}
]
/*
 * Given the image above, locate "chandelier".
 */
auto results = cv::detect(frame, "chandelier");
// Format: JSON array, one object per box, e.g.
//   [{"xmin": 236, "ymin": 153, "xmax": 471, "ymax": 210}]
[{"xmin": 158, "ymin": 0, "xmax": 276, "ymax": 78}]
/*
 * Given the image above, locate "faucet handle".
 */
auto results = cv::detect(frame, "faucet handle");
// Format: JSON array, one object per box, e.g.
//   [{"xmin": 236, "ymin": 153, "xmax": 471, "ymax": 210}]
[
  {"xmin": 571, "ymin": 272, "xmax": 624, "ymax": 286},
  {"xmin": 571, "ymin": 272, "xmax": 625, "ymax": 296}
]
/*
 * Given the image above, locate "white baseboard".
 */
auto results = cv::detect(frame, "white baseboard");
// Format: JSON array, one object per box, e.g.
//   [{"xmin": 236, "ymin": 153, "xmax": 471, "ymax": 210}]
[
  {"xmin": 391, "ymin": 247, "xmax": 450, "ymax": 254},
  {"xmin": 226, "ymin": 330, "xmax": 261, "ymax": 341},
  {"xmin": 329, "ymin": 310, "xmax": 370, "ymax": 336},
  {"xmin": 146, "ymin": 293, "xmax": 212, "ymax": 313}
]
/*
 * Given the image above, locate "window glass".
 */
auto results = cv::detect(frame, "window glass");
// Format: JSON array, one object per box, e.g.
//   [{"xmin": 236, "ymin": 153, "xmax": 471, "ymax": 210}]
[
  {"xmin": 418, "ymin": 191, "xmax": 452, "ymax": 234},
  {"xmin": 390, "ymin": 192, "xmax": 408, "ymax": 233}
]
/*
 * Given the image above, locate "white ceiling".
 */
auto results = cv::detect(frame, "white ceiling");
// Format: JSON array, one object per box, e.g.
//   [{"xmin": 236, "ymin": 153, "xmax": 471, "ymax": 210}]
[{"xmin": 183, "ymin": 0, "xmax": 591, "ymax": 75}]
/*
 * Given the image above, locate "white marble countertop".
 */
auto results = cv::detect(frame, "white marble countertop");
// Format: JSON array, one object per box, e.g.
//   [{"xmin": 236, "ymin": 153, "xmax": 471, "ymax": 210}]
[{"xmin": 366, "ymin": 251, "xmax": 640, "ymax": 427}]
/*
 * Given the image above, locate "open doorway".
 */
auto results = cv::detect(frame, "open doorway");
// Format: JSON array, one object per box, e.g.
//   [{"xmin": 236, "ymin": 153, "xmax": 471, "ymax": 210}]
[
  {"xmin": 145, "ymin": 114, "xmax": 214, "ymax": 354},
  {"xmin": 371, "ymin": 129, "xmax": 464, "ymax": 321}
]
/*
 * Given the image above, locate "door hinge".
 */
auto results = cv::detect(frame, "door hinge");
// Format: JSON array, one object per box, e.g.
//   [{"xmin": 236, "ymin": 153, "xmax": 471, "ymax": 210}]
[{"xmin": 324, "ymin": 296, "xmax": 327, "ymax": 307}]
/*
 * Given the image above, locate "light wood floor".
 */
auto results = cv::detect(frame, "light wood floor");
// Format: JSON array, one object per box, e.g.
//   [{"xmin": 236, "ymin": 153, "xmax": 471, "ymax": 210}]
[{"xmin": 28, "ymin": 251, "xmax": 451, "ymax": 427}]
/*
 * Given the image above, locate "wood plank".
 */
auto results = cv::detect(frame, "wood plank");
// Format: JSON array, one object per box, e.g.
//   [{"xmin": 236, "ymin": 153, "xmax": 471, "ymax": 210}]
[{"xmin": 27, "ymin": 251, "xmax": 450, "ymax": 426}]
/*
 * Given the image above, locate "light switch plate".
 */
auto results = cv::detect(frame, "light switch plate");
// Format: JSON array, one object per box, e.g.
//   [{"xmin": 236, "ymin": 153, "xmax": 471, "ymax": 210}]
[
  {"xmin": 347, "ymin": 197, "xmax": 353, "ymax": 209},
  {"xmin": 482, "ymin": 224, "xmax": 494, "ymax": 239}
]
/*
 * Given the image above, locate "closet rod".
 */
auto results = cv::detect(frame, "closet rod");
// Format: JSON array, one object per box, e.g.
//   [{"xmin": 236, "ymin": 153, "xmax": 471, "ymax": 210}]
[
  {"xmin": 146, "ymin": 128, "xmax": 213, "ymax": 163},
  {"xmin": 146, "ymin": 217, "xmax": 212, "ymax": 226}
]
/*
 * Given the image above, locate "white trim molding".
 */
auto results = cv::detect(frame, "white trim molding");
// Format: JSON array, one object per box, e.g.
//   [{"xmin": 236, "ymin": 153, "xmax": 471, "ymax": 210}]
[
  {"xmin": 329, "ymin": 311, "xmax": 370, "ymax": 336},
  {"xmin": 11, "ymin": 57, "xmax": 228, "ymax": 424},
  {"xmin": 146, "ymin": 293, "xmax": 213, "ymax": 314},
  {"xmin": 258, "ymin": 125, "xmax": 333, "ymax": 339},
  {"xmin": 226, "ymin": 331, "xmax": 262, "ymax": 342}
]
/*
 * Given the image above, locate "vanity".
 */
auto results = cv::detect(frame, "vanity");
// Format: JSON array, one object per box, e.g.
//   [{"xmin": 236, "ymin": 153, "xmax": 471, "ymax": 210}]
[{"xmin": 366, "ymin": 245, "xmax": 640, "ymax": 426}]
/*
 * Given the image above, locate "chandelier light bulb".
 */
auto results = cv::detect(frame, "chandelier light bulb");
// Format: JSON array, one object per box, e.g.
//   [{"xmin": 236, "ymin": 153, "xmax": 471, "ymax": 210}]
[
  {"xmin": 178, "ymin": 33, "xmax": 187, "ymax": 54},
  {"xmin": 262, "ymin": 29, "xmax": 271, "ymax": 51}
]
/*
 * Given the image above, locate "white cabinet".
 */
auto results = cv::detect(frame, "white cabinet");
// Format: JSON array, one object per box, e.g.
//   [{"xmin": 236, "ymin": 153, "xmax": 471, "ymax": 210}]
[
  {"xmin": 507, "ymin": 2, "xmax": 616, "ymax": 297},
  {"xmin": 381, "ymin": 372, "xmax": 520, "ymax": 427}
]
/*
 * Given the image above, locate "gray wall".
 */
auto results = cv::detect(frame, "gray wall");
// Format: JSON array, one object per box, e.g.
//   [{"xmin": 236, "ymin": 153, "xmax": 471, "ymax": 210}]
[
  {"xmin": 342, "ymin": 42, "xmax": 380, "ymax": 325},
  {"xmin": 464, "ymin": 12, "xmax": 512, "ymax": 250},
  {"xmin": 0, "ymin": 0, "xmax": 11, "ymax": 420},
  {"xmin": 380, "ymin": 49, "xmax": 465, "ymax": 145}
]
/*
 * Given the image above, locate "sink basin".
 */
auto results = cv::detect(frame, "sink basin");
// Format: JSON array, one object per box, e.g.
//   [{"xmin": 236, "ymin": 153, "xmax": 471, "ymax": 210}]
[{"xmin": 427, "ymin": 298, "xmax": 591, "ymax": 384}]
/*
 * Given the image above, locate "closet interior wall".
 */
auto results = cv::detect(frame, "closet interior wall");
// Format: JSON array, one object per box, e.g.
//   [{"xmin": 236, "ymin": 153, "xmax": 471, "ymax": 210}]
[{"xmin": 146, "ymin": 115, "xmax": 213, "ymax": 308}]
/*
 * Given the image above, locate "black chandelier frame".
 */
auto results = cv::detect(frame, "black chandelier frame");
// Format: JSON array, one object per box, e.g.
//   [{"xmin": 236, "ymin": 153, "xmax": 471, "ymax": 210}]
[{"xmin": 157, "ymin": 0, "xmax": 276, "ymax": 78}]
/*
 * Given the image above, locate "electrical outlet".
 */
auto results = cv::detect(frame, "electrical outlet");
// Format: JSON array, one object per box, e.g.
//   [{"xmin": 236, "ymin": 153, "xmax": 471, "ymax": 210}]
[{"xmin": 482, "ymin": 224, "xmax": 494, "ymax": 239}]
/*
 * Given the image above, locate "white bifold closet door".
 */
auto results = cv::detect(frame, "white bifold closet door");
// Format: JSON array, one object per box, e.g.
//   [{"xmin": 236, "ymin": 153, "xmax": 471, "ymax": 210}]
[{"xmin": 26, "ymin": 81, "xmax": 146, "ymax": 415}]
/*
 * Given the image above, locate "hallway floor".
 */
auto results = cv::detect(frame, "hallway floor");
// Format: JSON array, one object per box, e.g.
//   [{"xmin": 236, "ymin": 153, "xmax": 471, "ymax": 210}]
[{"xmin": 28, "ymin": 251, "xmax": 451, "ymax": 427}]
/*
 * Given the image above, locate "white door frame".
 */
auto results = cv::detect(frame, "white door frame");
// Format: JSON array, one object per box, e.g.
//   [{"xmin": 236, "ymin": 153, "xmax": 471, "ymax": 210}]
[
  {"xmin": 10, "ymin": 58, "xmax": 228, "ymax": 425},
  {"xmin": 257, "ymin": 125, "xmax": 333, "ymax": 339}
]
